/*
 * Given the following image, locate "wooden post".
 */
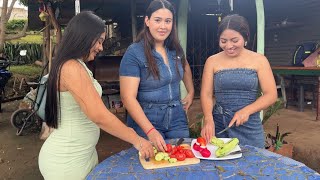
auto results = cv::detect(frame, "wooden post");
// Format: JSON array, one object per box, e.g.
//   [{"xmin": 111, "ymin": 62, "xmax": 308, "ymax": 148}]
[
  {"xmin": 255, "ymin": 0, "xmax": 265, "ymax": 120},
  {"xmin": 177, "ymin": 0, "xmax": 189, "ymax": 99},
  {"xmin": 42, "ymin": 16, "xmax": 51, "ymax": 74},
  {"xmin": 256, "ymin": 0, "xmax": 265, "ymax": 55},
  {"xmin": 131, "ymin": 0, "xmax": 137, "ymax": 42}
]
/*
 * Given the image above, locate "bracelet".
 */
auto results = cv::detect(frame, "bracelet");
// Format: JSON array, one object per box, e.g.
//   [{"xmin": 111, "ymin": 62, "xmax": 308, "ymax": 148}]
[{"xmin": 146, "ymin": 127, "xmax": 155, "ymax": 135}]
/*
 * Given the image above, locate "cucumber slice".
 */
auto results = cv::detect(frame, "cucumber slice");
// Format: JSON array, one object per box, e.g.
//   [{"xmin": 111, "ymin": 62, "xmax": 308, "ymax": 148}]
[
  {"xmin": 168, "ymin": 158, "xmax": 177, "ymax": 163},
  {"xmin": 155, "ymin": 152, "xmax": 165, "ymax": 161}
]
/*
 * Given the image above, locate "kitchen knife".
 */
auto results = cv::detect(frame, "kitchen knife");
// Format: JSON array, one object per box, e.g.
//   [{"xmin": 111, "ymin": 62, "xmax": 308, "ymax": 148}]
[
  {"xmin": 217, "ymin": 124, "xmax": 235, "ymax": 135},
  {"xmin": 216, "ymin": 126, "xmax": 231, "ymax": 135},
  {"xmin": 175, "ymin": 138, "xmax": 184, "ymax": 146}
]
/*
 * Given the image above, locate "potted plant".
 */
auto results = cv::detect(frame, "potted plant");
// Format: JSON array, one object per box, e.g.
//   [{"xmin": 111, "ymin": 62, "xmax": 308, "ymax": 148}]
[{"xmin": 265, "ymin": 123, "xmax": 293, "ymax": 158}]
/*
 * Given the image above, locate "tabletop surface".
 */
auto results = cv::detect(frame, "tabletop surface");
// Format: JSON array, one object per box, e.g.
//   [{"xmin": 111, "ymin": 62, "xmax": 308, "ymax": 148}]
[
  {"xmin": 272, "ymin": 66, "xmax": 320, "ymax": 76},
  {"xmin": 87, "ymin": 139, "xmax": 320, "ymax": 180}
]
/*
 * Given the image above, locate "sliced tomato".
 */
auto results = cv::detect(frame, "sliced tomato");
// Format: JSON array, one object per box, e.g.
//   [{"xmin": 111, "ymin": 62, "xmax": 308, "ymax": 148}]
[
  {"xmin": 178, "ymin": 149, "xmax": 185, "ymax": 154},
  {"xmin": 184, "ymin": 149, "xmax": 195, "ymax": 158},
  {"xmin": 175, "ymin": 153, "xmax": 186, "ymax": 161},
  {"xmin": 197, "ymin": 137, "xmax": 207, "ymax": 146},
  {"xmin": 171, "ymin": 147, "xmax": 178, "ymax": 155},
  {"xmin": 165, "ymin": 144, "xmax": 172, "ymax": 153},
  {"xmin": 169, "ymin": 154, "xmax": 176, "ymax": 158}
]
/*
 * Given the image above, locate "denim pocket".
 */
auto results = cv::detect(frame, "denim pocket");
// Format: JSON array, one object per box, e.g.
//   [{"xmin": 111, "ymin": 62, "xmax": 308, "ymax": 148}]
[{"xmin": 142, "ymin": 105, "xmax": 165, "ymax": 127}]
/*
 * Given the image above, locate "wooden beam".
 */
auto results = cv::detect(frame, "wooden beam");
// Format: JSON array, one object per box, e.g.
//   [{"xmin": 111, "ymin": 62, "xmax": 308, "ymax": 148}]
[
  {"xmin": 256, "ymin": 0, "xmax": 265, "ymax": 55},
  {"xmin": 177, "ymin": 0, "xmax": 189, "ymax": 99},
  {"xmin": 131, "ymin": 0, "xmax": 137, "ymax": 42}
]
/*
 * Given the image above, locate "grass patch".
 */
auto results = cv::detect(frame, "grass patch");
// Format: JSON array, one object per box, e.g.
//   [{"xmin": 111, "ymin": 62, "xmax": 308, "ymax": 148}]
[
  {"xmin": 9, "ymin": 64, "xmax": 43, "ymax": 77},
  {"xmin": 8, "ymin": 34, "xmax": 43, "ymax": 44}
]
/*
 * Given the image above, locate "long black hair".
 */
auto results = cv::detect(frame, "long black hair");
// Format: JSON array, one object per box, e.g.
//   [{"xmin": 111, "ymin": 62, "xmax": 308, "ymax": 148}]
[
  {"xmin": 45, "ymin": 11, "xmax": 105, "ymax": 128},
  {"xmin": 136, "ymin": 0, "xmax": 186, "ymax": 79}
]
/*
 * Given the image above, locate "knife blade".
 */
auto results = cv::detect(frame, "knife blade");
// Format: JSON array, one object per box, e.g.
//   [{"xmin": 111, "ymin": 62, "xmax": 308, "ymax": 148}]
[
  {"xmin": 217, "ymin": 126, "xmax": 231, "ymax": 135},
  {"xmin": 175, "ymin": 138, "xmax": 184, "ymax": 146}
]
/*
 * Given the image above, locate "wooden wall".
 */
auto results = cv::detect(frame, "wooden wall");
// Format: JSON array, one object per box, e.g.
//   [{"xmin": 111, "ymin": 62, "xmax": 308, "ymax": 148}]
[{"xmin": 264, "ymin": 0, "xmax": 320, "ymax": 66}]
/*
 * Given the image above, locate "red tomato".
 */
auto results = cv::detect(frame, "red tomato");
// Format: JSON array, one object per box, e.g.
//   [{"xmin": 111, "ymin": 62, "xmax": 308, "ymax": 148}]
[
  {"xmin": 176, "ymin": 145, "xmax": 183, "ymax": 150},
  {"xmin": 197, "ymin": 137, "xmax": 207, "ymax": 146},
  {"xmin": 184, "ymin": 149, "xmax": 195, "ymax": 158},
  {"xmin": 175, "ymin": 153, "xmax": 186, "ymax": 161},
  {"xmin": 193, "ymin": 143, "xmax": 201, "ymax": 151},
  {"xmin": 171, "ymin": 147, "xmax": 178, "ymax": 155},
  {"xmin": 165, "ymin": 144, "xmax": 172, "ymax": 153},
  {"xmin": 179, "ymin": 149, "xmax": 185, "ymax": 154},
  {"xmin": 200, "ymin": 148, "xmax": 211, "ymax": 158},
  {"xmin": 169, "ymin": 154, "xmax": 176, "ymax": 158}
]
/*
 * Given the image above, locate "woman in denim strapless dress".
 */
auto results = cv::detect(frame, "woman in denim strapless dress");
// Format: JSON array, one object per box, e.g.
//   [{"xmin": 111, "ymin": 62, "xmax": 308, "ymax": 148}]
[{"xmin": 201, "ymin": 15, "xmax": 277, "ymax": 148}]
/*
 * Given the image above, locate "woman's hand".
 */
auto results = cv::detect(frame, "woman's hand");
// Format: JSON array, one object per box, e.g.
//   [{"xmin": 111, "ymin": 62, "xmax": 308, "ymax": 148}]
[
  {"xmin": 147, "ymin": 129, "xmax": 167, "ymax": 152},
  {"xmin": 134, "ymin": 136, "xmax": 154, "ymax": 159},
  {"xmin": 228, "ymin": 109, "xmax": 250, "ymax": 127},
  {"xmin": 201, "ymin": 116, "xmax": 215, "ymax": 144},
  {"xmin": 181, "ymin": 93, "xmax": 194, "ymax": 111}
]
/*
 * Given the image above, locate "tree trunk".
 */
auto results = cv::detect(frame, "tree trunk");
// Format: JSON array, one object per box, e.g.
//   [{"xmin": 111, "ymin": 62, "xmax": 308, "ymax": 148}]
[
  {"xmin": 47, "ymin": 4, "xmax": 62, "ymax": 46},
  {"xmin": 0, "ymin": 0, "xmax": 18, "ymax": 54}
]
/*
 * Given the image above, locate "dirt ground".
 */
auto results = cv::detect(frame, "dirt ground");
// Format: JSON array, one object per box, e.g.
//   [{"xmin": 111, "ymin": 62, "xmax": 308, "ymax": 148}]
[{"xmin": 0, "ymin": 99, "xmax": 319, "ymax": 180}]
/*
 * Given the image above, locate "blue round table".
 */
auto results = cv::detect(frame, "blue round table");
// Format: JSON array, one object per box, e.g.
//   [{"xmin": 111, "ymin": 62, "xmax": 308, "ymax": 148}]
[{"xmin": 87, "ymin": 139, "xmax": 320, "ymax": 180}]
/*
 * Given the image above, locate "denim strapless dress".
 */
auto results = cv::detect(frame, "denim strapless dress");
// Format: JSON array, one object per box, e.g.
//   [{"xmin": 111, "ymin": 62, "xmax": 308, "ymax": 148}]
[{"xmin": 213, "ymin": 68, "xmax": 264, "ymax": 148}]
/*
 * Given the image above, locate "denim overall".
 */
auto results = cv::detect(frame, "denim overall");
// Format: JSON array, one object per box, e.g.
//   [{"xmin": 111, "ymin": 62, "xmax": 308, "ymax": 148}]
[
  {"xmin": 214, "ymin": 68, "xmax": 264, "ymax": 148},
  {"xmin": 119, "ymin": 42, "xmax": 189, "ymax": 139}
]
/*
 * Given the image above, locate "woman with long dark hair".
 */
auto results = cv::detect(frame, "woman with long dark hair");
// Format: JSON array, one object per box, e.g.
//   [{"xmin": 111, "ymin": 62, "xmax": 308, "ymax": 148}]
[
  {"xmin": 120, "ymin": 0, "xmax": 194, "ymax": 152},
  {"xmin": 200, "ymin": 14, "xmax": 277, "ymax": 148},
  {"xmin": 38, "ymin": 11, "xmax": 154, "ymax": 179}
]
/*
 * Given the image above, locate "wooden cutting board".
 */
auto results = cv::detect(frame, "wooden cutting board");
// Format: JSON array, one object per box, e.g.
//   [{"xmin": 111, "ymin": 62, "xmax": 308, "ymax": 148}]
[{"xmin": 139, "ymin": 144, "xmax": 200, "ymax": 169}]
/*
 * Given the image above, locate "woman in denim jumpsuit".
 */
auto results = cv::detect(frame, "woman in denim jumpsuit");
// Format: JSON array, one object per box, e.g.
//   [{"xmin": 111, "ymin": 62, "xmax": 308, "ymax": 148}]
[
  {"xmin": 120, "ymin": 0, "xmax": 194, "ymax": 152},
  {"xmin": 200, "ymin": 14, "xmax": 277, "ymax": 148}
]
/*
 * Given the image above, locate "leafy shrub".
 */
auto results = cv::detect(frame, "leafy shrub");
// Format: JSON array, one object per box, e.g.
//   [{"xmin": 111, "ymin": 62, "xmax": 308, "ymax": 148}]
[
  {"xmin": 6, "ymin": 19, "xmax": 27, "ymax": 31},
  {"xmin": 3, "ymin": 43, "xmax": 42, "ymax": 65}
]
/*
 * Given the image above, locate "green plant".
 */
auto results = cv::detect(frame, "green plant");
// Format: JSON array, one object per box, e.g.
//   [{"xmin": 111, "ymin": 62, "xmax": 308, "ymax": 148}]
[
  {"xmin": 189, "ymin": 113, "xmax": 203, "ymax": 138},
  {"xmin": 265, "ymin": 124, "xmax": 291, "ymax": 150},
  {"xmin": 3, "ymin": 42, "xmax": 42, "ymax": 64},
  {"xmin": 6, "ymin": 19, "xmax": 27, "ymax": 31},
  {"xmin": 262, "ymin": 98, "xmax": 284, "ymax": 124}
]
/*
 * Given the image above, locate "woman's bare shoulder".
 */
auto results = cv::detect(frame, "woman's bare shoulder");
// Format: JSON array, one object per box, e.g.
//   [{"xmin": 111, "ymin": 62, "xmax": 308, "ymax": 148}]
[
  {"xmin": 247, "ymin": 50, "xmax": 271, "ymax": 70},
  {"xmin": 206, "ymin": 52, "xmax": 224, "ymax": 64},
  {"xmin": 60, "ymin": 59, "xmax": 85, "ymax": 76}
]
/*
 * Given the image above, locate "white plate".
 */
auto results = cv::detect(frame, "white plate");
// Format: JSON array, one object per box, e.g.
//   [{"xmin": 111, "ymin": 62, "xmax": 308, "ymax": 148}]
[{"xmin": 191, "ymin": 138, "xmax": 242, "ymax": 160}]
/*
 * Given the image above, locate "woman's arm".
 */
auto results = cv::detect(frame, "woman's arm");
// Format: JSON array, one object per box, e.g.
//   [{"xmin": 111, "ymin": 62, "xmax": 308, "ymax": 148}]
[
  {"xmin": 200, "ymin": 57, "xmax": 215, "ymax": 143},
  {"xmin": 228, "ymin": 55, "xmax": 277, "ymax": 127},
  {"xmin": 181, "ymin": 60, "xmax": 194, "ymax": 110},
  {"xmin": 120, "ymin": 76, "xmax": 167, "ymax": 152},
  {"xmin": 60, "ymin": 60, "xmax": 154, "ymax": 158}
]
